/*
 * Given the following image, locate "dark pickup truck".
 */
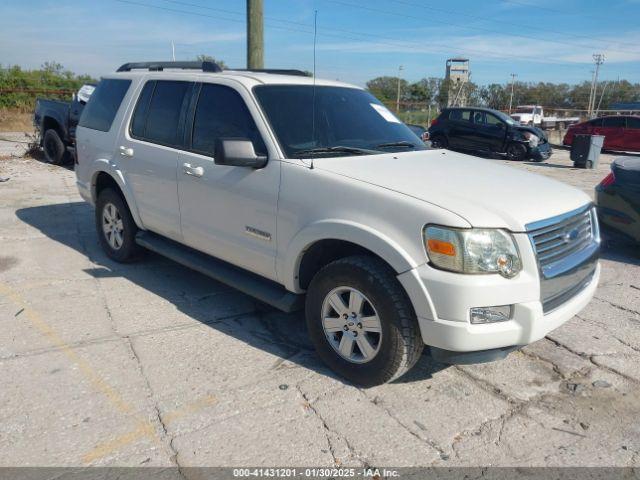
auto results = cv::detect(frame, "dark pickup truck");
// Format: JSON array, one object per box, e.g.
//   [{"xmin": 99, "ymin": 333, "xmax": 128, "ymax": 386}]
[{"xmin": 34, "ymin": 84, "xmax": 94, "ymax": 164}]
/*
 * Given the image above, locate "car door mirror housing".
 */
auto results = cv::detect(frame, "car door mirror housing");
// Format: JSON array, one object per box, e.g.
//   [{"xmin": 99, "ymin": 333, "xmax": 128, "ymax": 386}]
[{"xmin": 214, "ymin": 139, "xmax": 267, "ymax": 168}]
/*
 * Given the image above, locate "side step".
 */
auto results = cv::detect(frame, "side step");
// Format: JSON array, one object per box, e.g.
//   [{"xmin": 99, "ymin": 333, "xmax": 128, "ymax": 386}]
[{"xmin": 135, "ymin": 231, "xmax": 304, "ymax": 313}]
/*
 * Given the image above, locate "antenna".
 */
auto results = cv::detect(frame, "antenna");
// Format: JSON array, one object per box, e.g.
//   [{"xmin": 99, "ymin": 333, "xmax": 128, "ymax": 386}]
[{"xmin": 310, "ymin": 9, "xmax": 318, "ymax": 170}]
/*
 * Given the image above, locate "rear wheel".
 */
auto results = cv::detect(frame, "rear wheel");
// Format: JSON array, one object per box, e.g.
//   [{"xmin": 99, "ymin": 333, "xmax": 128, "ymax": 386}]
[
  {"xmin": 506, "ymin": 142, "xmax": 528, "ymax": 161},
  {"xmin": 430, "ymin": 134, "xmax": 448, "ymax": 149},
  {"xmin": 305, "ymin": 255, "xmax": 423, "ymax": 387},
  {"xmin": 95, "ymin": 188, "xmax": 140, "ymax": 262},
  {"xmin": 43, "ymin": 129, "xmax": 65, "ymax": 164}
]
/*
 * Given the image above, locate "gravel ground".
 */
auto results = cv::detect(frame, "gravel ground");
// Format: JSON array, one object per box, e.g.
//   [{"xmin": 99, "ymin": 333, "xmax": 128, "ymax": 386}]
[{"xmin": 0, "ymin": 145, "xmax": 638, "ymax": 469}]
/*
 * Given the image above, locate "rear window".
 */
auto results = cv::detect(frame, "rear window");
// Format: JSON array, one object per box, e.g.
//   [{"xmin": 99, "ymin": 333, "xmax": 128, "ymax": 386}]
[
  {"xmin": 448, "ymin": 109, "xmax": 471, "ymax": 122},
  {"xmin": 79, "ymin": 79, "xmax": 131, "ymax": 132}
]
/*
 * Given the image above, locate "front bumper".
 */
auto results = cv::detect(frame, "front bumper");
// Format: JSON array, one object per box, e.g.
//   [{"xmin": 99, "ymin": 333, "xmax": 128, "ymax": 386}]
[
  {"xmin": 530, "ymin": 142, "xmax": 553, "ymax": 160},
  {"xmin": 397, "ymin": 232, "xmax": 600, "ymax": 353}
]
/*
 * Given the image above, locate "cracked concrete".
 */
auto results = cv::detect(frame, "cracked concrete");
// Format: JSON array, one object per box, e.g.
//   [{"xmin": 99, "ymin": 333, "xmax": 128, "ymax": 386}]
[{"xmin": 0, "ymin": 150, "xmax": 639, "ymax": 467}]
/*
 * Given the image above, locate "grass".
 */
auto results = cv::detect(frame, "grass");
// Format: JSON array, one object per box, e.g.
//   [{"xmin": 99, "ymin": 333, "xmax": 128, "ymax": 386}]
[{"xmin": 0, "ymin": 109, "xmax": 35, "ymax": 132}]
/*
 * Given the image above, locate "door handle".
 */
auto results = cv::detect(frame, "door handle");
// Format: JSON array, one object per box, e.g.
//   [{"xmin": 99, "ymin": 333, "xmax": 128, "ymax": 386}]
[
  {"xmin": 119, "ymin": 146, "xmax": 134, "ymax": 157},
  {"xmin": 182, "ymin": 163, "xmax": 204, "ymax": 178}
]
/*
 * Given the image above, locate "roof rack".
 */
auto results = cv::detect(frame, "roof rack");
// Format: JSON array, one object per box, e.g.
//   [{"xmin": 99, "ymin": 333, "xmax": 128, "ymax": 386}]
[
  {"xmin": 228, "ymin": 69, "xmax": 310, "ymax": 77},
  {"xmin": 117, "ymin": 61, "xmax": 222, "ymax": 73}
]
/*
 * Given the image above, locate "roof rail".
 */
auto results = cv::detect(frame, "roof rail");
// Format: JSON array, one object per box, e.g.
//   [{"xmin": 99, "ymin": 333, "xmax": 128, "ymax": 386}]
[
  {"xmin": 117, "ymin": 61, "xmax": 222, "ymax": 73},
  {"xmin": 228, "ymin": 69, "xmax": 310, "ymax": 77}
]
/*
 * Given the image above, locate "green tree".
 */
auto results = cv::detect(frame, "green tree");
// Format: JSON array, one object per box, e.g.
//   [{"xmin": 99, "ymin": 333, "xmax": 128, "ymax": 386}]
[
  {"xmin": 195, "ymin": 54, "xmax": 227, "ymax": 69},
  {"xmin": 366, "ymin": 76, "xmax": 408, "ymax": 103}
]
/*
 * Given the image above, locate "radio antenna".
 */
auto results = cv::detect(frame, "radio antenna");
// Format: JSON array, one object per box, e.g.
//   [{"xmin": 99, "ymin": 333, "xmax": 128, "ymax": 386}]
[{"xmin": 310, "ymin": 9, "xmax": 318, "ymax": 170}]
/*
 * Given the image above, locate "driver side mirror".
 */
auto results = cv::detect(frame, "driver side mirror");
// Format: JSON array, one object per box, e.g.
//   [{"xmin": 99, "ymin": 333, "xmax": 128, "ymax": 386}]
[{"xmin": 214, "ymin": 139, "xmax": 267, "ymax": 169}]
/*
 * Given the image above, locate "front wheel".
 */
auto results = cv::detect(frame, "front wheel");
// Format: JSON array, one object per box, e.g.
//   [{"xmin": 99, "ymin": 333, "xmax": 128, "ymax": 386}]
[
  {"xmin": 305, "ymin": 256, "xmax": 423, "ymax": 387},
  {"xmin": 506, "ymin": 142, "xmax": 528, "ymax": 161}
]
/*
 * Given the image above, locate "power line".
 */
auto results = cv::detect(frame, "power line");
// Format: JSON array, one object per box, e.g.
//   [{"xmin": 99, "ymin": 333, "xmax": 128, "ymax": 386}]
[
  {"xmin": 323, "ymin": 0, "xmax": 640, "ymax": 56},
  {"xmin": 385, "ymin": 0, "xmax": 640, "ymax": 52},
  {"xmin": 500, "ymin": 0, "xmax": 603, "ymax": 21},
  {"xmin": 112, "ymin": 0, "xmax": 610, "ymax": 67}
]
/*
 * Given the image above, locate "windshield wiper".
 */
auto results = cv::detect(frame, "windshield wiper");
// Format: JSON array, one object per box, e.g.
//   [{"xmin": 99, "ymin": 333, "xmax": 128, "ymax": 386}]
[
  {"xmin": 294, "ymin": 146, "xmax": 379, "ymax": 157},
  {"xmin": 374, "ymin": 141, "xmax": 417, "ymax": 149}
]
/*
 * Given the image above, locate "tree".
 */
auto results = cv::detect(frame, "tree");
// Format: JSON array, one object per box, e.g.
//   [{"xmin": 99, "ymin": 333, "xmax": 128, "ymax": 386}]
[
  {"xmin": 366, "ymin": 76, "xmax": 408, "ymax": 104},
  {"xmin": 196, "ymin": 54, "xmax": 227, "ymax": 69},
  {"xmin": 407, "ymin": 77, "xmax": 441, "ymax": 104}
]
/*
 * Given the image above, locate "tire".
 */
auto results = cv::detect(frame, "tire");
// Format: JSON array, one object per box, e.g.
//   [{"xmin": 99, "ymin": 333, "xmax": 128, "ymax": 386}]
[
  {"xmin": 505, "ymin": 142, "xmax": 528, "ymax": 161},
  {"xmin": 95, "ymin": 188, "xmax": 140, "ymax": 262},
  {"xmin": 305, "ymin": 255, "xmax": 423, "ymax": 387},
  {"xmin": 430, "ymin": 134, "xmax": 448, "ymax": 149},
  {"xmin": 43, "ymin": 129, "xmax": 65, "ymax": 165}
]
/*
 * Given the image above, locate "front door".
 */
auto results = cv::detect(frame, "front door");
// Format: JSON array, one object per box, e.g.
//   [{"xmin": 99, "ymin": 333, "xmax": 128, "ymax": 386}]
[{"xmin": 177, "ymin": 82, "xmax": 280, "ymax": 280}]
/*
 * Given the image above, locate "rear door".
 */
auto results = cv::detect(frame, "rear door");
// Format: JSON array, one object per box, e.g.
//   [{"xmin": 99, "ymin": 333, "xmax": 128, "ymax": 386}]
[
  {"xmin": 594, "ymin": 116, "xmax": 626, "ymax": 150},
  {"xmin": 447, "ymin": 109, "xmax": 474, "ymax": 148},
  {"xmin": 118, "ymin": 79, "xmax": 194, "ymax": 241},
  {"xmin": 177, "ymin": 81, "xmax": 280, "ymax": 280},
  {"xmin": 623, "ymin": 117, "xmax": 640, "ymax": 151}
]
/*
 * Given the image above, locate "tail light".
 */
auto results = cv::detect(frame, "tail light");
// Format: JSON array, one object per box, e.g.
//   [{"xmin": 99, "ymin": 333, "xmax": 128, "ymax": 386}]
[
  {"xmin": 430, "ymin": 118, "xmax": 439, "ymax": 127},
  {"xmin": 599, "ymin": 171, "xmax": 615, "ymax": 188}
]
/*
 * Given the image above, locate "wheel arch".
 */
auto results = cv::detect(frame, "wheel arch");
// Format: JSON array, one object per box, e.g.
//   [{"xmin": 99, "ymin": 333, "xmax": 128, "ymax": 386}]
[
  {"xmin": 281, "ymin": 220, "xmax": 418, "ymax": 293},
  {"xmin": 91, "ymin": 168, "xmax": 144, "ymax": 229}
]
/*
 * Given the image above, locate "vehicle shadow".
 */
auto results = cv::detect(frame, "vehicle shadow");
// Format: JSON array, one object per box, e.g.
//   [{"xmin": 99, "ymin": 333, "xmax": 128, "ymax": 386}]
[
  {"xmin": 16, "ymin": 202, "xmax": 447, "ymax": 386},
  {"xmin": 523, "ymin": 162, "xmax": 577, "ymax": 169}
]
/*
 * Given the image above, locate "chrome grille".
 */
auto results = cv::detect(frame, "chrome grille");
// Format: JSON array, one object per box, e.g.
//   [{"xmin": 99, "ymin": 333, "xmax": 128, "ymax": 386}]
[
  {"xmin": 527, "ymin": 205, "xmax": 600, "ymax": 314},
  {"xmin": 529, "ymin": 208, "xmax": 593, "ymax": 268}
]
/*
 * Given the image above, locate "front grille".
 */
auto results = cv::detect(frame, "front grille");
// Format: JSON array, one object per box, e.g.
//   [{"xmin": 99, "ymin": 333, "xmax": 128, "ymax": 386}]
[
  {"xmin": 527, "ymin": 205, "xmax": 599, "ymax": 313},
  {"xmin": 529, "ymin": 208, "xmax": 593, "ymax": 268}
]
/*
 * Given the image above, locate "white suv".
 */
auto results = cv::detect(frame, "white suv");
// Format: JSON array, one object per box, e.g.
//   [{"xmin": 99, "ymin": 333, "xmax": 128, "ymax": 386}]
[{"xmin": 75, "ymin": 61, "xmax": 600, "ymax": 386}]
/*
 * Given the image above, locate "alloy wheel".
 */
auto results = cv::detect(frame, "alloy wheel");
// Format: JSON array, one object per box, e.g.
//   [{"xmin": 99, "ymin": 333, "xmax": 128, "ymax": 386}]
[
  {"xmin": 102, "ymin": 202, "xmax": 124, "ymax": 250},
  {"xmin": 321, "ymin": 286, "xmax": 383, "ymax": 364}
]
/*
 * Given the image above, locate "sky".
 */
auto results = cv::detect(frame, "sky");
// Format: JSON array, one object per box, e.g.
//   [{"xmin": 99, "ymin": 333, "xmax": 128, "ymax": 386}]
[{"xmin": 2, "ymin": 0, "xmax": 640, "ymax": 87}]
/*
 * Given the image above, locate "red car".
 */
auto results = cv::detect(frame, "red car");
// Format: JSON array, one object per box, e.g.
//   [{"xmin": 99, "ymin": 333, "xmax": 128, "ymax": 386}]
[{"xmin": 563, "ymin": 115, "xmax": 640, "ymax": 152}]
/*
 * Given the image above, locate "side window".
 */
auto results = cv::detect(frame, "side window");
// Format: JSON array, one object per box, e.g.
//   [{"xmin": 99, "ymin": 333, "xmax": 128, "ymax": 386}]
[
  {"xmin": 191, "ymin": 83, "xmax": 266, "ymax": 156},
  {"xmin": 448, "ymin": 109, "xmax": 471, "ymax": 122},
  {"xmin": 588, "ymin": 118, "xmax": 603, "ymax": 127},
  {"xmin": 602, "ymin": 116, "xmax": 626, "ymax": 128},
  {"xmin": 472, "ymin": 111, "xmax": 484, "ymax": 125},
  {"xmin": 485, "ymin": 113, "xmax": 502, "ymax": 126},
  {"xmin": 626, "ymin": 117, "xmax": 640, "ymax": 129},
  {"xmin": 142, "ymin": 80, "xmax": 192, "ymax": 147},
  {"xmin": 79, "ymin": 79, "xmax": 131, "ymax": 132},
  {"xmin": 130, "ymin": 81, "xmax": 155, "ymax": 138}
]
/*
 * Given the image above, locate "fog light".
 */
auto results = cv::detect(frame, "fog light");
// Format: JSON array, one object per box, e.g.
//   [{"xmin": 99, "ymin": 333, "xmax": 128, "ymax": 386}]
[{"xmin": 470, "ymin": 305, "xmax": 512, "ymax": 324}]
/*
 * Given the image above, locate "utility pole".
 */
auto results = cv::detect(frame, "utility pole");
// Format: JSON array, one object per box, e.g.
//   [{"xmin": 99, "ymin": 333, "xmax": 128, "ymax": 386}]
[
  {"xmin": 396, "ymin": 65, "xmax": 403, "ymax": 113},
  {"xmin": 247, "ymin": 0, "xmax": 264, "ymax": 69},
  {"xmin": 589, "ymin": 54, "xmax": 605, "ymax": 118},
  {"xmin": 508, "ymin": 73, "xmax": 517, "ymax": 113}
]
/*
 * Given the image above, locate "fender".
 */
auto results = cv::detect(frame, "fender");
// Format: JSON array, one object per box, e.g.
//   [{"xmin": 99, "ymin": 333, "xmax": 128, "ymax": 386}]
[
  {"xmin": 279, "ymin": 219, "xmax": 420, "ymax": 293},
  {"xmin": 90, "ymin": 161, "xmax": 145, "ymax": 230}
]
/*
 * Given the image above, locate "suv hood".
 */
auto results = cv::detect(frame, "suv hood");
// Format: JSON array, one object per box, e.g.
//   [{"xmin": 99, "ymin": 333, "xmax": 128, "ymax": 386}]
[{"xmin": 313, "ymin": 150, "xmax": 590, "ymax": 231}]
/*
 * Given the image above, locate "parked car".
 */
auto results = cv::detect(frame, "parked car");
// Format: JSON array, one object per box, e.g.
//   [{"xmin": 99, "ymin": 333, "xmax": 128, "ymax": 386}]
[
  {"xmin": 75, "ymin": 61, "xmax": 599, "ymax": 386},
  {"xmin": 406, "ymin": 123, "xmax": 429, "ymax": 142},
  {"xmin": 596, "ymin": 156, "xmax": 640, "ymax": 244},
  {"xmin": 563, "ymin": 115, "xmax": 640, "ymax": 152},
  {"xmin": 510, "ymin": 105, "xmax": 579, "ymax": 130},
  {"xmin": 429, "ymin": 107, "xmax": 552, "ymax": 161},
  {"xmin": 34, "ymin": 84, "xmax": 95, "ymax": 164}
]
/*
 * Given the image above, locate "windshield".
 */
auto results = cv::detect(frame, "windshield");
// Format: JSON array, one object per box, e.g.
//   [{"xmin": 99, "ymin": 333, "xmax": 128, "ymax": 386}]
[
  {"xmin": 493, "ymin": 110, "xmax": 518, "ymax": 126},
  {"xmin": 253, "ymin": 85, "xmax": 426, "ymax": 158}
]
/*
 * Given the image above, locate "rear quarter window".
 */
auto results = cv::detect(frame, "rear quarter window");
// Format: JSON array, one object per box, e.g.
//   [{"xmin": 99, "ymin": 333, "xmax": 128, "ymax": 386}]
[{"xmin": 79, "ymin": 79, "xmax": 131, "ymax": 132}]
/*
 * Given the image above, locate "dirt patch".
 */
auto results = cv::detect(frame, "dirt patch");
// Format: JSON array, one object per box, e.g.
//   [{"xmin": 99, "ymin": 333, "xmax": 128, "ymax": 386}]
[
  {"xmin": 0, "ymin": 256, "xmax": 19, "ymax": 272},
  {"xmin": 0, "ymin": 109, "xmax": 34, "ymax": 132}
]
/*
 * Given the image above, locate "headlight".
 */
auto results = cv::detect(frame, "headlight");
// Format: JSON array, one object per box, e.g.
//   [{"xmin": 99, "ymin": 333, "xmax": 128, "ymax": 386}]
[
  {"xmin": 423, "ymin": 226, "xmax": 522, "ymax": 278},
  {"xmin": 523, "ymin": 132, "xmax": 540, "ymax": 147}
]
